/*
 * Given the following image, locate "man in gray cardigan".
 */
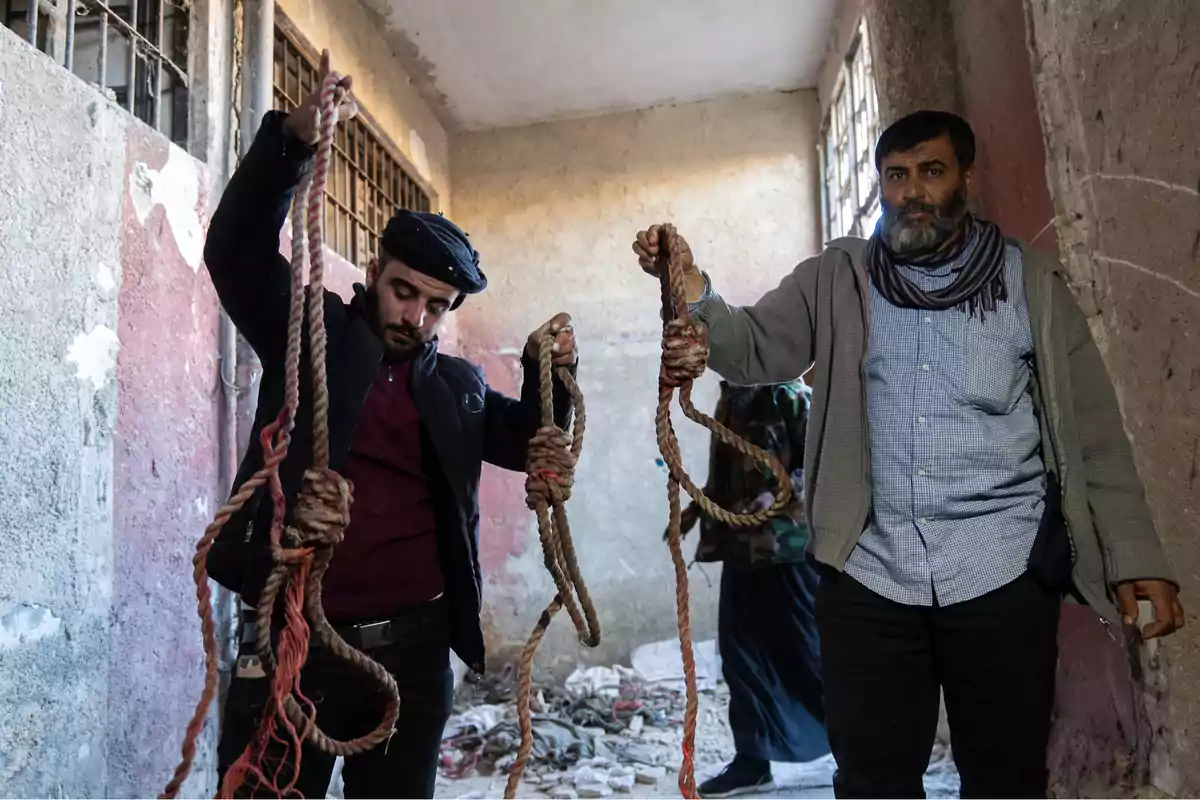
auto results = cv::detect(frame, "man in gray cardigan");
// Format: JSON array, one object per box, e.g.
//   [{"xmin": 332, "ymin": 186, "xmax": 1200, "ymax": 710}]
[{"xmin": 633, "ymin": 110, "xmax": 1183, "ymax": 799}]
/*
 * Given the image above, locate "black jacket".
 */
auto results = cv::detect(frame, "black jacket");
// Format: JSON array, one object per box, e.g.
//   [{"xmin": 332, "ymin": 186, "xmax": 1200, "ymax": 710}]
[{"xmin": 204, "ymin": 111, "xmax": 572, "ymax": 673}]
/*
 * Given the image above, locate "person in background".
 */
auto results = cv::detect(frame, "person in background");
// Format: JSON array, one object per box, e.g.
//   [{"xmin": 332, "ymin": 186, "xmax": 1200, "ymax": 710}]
[{"xmin": 675, "ymin": 379, "xmax": 830, "ymax": 798}]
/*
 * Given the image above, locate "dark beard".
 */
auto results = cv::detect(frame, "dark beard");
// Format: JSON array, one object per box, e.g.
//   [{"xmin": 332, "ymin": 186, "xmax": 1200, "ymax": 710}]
[
  {"xmin": 365, "ymin": 286, "xmax": 425, "ymax": 358},
  {"xmin": 880, "ymin": 186, "xmax": 970, "ymax": 260}
]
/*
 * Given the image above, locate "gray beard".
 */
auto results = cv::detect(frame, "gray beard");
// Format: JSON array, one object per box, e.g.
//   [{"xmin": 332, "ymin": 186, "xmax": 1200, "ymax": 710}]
[
  {"xmin": 886, "ymin": 220, "xmax": 949, "ymax": 255},
  {"xmin": 881, "ymin": 191, "xmax": 969, "ymax": 258}
]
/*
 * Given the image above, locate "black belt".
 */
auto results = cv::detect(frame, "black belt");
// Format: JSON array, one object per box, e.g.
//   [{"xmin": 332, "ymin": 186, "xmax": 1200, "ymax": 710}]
[{"xmin": 240, "ymin": 596, "xmax": 445, "ymax": 653}]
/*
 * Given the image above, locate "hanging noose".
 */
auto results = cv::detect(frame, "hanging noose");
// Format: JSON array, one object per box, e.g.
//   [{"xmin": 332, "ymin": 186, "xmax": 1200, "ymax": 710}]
[
  {"xmin": 162, "ymin": 71, "xmax": 399, "ymax": 800},
  {"xmin": 504, "ymin": 333, "xmax": 600, "ymax": 799},
  {"xmin": 654, "ymin": 223, "xmax": 791, "ymax": 799}
]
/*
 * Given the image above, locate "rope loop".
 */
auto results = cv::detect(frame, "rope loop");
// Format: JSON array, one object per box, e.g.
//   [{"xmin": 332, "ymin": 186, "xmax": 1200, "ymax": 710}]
[
  {"xmin": 164, "ymin": 68, "xmax": 400, "ymax": 800},
  {"xmin": 653, "ymin": 222, "xmax": 793, "ymax": 799},
  {"xmin": 504, "ymin": 332, "xmax": 600, "ymax": 799},
  {"xmin": 292, "ymin": 467, "xmax": 354, "ymax": 547},
  {"xmin": 660, "ymin": 317, "xmax": 709, "ymax": 387},
  {"xmin": 524, "ymin": 424, "xmax": 576, "ymax": 508}
]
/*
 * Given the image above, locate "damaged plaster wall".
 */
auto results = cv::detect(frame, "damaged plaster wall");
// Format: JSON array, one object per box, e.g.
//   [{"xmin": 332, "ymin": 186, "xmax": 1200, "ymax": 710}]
[
  {"xmin": 0, "ymin": 27, "xmax": 224, "ymax": 798},
  {"xmin": 1024, "ymin": 0, "xmax": 1200, "ymax": 794},
  {"xmin": 275, "ymin": 0, "xmax": 452, "ymax": 208},
  {"xmin": 0, "ymin": 29, "xmax": 124, "ymax": 798},
  {"xmin": 450, "ymin": 90, "xmax": 823, "ymax": 673}
]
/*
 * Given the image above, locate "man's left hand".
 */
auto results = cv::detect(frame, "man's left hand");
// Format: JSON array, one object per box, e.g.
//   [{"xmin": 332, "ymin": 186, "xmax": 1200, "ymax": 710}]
[
  {"xmin": 1115, "ymin": 579, "xmax": 1185, "ymax": 639},
  {"xmin": 526, "ymin": 312, "xmax": 577, "ymax": 367}
]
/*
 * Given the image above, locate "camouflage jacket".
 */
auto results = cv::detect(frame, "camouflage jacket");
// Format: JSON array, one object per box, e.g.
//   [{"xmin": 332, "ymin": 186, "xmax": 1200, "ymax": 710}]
[{"xmin": 678, "ymin": 380, "xmax": 811, "ymax": 566}]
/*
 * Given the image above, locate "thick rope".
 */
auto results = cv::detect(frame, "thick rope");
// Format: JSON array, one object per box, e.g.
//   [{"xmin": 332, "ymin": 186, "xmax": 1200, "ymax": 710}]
[
  {"xmin": 162, "ymin": 73, "xmax": 399, "ymax": 800},
  {"xmin": 504, "ymin": 335, "xmax": 600, "ymax": 799},
  {"xmin": 654, "ymin": 223, "xmax": 791, "ymax": 799}
]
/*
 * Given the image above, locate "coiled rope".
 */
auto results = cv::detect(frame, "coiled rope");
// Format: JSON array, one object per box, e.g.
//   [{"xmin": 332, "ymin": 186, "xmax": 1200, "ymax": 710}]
[
  {"xmin": 162, "ymin": 71, "xmax": 400, "ymax": 800},
  {"xmin": 654, "ymin": 223, "xmax": 791, "ymax": 798},
  {"xmin": 503, "ymin": 335, "xmax": 600, "ymax": 799}
]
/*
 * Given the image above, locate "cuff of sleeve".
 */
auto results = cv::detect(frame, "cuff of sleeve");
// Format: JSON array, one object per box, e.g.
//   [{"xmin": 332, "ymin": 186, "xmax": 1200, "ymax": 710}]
[
  {"xmin": 685, "ymin": 271, "xmax": 713, "ymax": 315},
  {"xmin": 1107, "ymin": 539, "xmax": 1177, "ymax": 587},
  {"xmin": 260, "ymin": 110, "xmax": 317, "ymax": 169}
]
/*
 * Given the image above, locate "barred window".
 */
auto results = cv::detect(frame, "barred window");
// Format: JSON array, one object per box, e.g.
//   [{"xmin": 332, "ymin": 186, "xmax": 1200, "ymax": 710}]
[
  {"xmin": 820, "ymin": 18, "xmax": 881, "ymax": 241},
  {"xmin": 3, "ymin": 0, "xmax": 191, "ymax": 149},
  {"xmin": 273, "ymin": 23, "xmax": 432, "ymax": 270}
]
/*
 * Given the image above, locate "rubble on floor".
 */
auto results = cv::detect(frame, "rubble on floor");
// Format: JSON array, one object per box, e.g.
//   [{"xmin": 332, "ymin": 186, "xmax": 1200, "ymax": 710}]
[
  {"xmin": 437, "ymin": 639, "xmax": 725, "ymax": 798},
  {"xmin": 434, "ymin": 636, "xmax": 960, "ymax": 799}
]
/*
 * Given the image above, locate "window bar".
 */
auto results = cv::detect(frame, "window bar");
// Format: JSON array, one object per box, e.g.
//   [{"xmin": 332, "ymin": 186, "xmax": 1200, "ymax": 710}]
[
  {"xmin": 65, "ymin": 0, "xmax": 79, "ymax": 71},
  {"xmin": 25, "ymin": 0, "xmax": 37, "ymax": 45},
  {"xmin": 152, "ymin": 0, "xmax": 163, "ymax": 129},
  {"xmin": 97, "ymin": 7, "xmax": 108, "ymax": 88},
  {"xmin": 126, "ymin": 0, "xmax": 138, "ymax": 112}
]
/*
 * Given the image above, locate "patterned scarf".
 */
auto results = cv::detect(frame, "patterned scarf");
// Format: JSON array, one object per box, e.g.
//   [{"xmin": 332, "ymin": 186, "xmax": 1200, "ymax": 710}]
[{"xmin": 866, "ymin": 214, "xmax": 1008, "ymax": 319}]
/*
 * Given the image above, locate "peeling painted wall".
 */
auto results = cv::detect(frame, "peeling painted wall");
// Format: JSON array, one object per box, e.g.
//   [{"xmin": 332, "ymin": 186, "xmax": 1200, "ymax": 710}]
[
  {"xmin": 0, "ymin": 29, "xmax": 221, "ymax": 798},
  {"xmin": 1024, "ymin": 0, "xmax": 1200, "ymax": 793},
  {"xmin": 449, "ymin": 91, "xmax": 823, "ymax": 672},
  {"xmin": 275, "ymin": 0, "xmax": 452, "ymax": 206},
  {"xmin": 109, "ymin": 126, "xmax": 220, "ymax": 799}
]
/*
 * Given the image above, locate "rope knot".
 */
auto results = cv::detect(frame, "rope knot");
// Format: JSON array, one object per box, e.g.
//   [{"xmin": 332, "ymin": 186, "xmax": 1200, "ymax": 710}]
[
  {"xmin": 524, "ymin": 425, "xmax": 576, "ymax": 508},
  {"xmin": 660, "ymin": 317, "xmax": 709, "ymax": 387},
  {"xmin": 293, "ymin": 467, "xmax": 354, "ymax": 547}
]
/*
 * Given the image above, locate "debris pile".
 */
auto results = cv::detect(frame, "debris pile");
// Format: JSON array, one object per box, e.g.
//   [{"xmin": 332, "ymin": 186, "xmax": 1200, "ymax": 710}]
[{"xmin": 438, "ymin": 640, "xmax": 723, "ymax": 797}]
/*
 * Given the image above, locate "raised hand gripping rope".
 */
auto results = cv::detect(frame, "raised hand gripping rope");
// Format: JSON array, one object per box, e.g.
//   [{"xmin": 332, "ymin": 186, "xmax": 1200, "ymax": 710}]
[
  {"xmin": 162, "ymin": 72, "xmax": 400, "ymax": 800},
  {"xmin": 654, "ymin": 223, "xmax": 791, "ymax": 799}
]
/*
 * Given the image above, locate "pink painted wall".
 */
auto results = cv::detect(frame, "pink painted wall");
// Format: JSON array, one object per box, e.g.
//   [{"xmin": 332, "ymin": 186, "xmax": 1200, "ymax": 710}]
[
  {"xmin": 951, "ymin": 0, "xmax": 1060, "ymax": 251},
  {"xmin": 110, "ymin": 127, "xmax": 222, "ymax": 796}
]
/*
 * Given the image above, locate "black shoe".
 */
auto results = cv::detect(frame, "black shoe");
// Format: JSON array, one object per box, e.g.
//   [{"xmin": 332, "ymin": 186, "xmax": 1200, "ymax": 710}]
[{"xmin": 698, "ymin": 756, "xmax": 775, "ymax": 798}]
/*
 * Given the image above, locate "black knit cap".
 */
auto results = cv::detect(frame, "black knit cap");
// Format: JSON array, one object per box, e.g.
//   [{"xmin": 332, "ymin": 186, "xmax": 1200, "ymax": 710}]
[{"xmin": 379, "ymin": 210, "xmax": 487, "ymax": 302}]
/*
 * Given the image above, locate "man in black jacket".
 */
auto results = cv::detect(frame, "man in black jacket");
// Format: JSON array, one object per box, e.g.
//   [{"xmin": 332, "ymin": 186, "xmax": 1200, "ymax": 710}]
[{"xmin": 205, "ymin": 53, "xmax": 576, "ymax": 799}]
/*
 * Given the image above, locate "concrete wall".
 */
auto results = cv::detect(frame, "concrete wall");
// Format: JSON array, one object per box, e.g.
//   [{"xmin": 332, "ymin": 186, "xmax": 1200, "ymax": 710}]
[
  {"xmin": 276, "ymin": 0, "xmax": 452, "ymax": 206},
  {"xmin": 1024, "ymin": 1, "xmax": 1200, "ymax": 794},
  {"xmin": 0, "ymin": 29, "xmax": 220, "ymax": 799},
  {"xmin": 449, "ymin": 91, "xmax": 823, "ymax": 672}
]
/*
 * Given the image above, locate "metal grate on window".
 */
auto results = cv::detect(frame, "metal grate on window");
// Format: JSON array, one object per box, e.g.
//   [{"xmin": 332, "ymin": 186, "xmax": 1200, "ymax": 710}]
[
  {"xmin": 820, "ymin": 18, "xmax": 880, "ymax": 241},
  {"xmin": 272, "ymin": 26, "xmax": 432, "ymax": 270},
  {"xmin": 3, "ymin": 0, "xmax": 190, "ymax": 149}
]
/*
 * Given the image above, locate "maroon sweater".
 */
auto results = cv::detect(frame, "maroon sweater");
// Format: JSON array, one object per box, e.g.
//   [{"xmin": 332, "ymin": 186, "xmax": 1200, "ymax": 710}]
[{"xmin": 321, "ymin": 358, "xmax": 444, "ymax": 623}]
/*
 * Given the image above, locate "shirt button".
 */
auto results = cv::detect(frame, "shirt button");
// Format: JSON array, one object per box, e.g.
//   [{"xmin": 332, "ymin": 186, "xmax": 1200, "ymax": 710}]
[
  {"xmin": 918, "ymin": 415, "xmax": 926, "ymax": 424},
  {"xmin": 921, "ymin": 364, "xmax": 930, "ymax": 371},
  {"xmin": 918, "ymin": 469, "xmax": 928, "ymax": 477},
  {"xmin": 919, "ymin": 517, "xmax": 930, "ymax": 524},
  {"xmin": 924, "ymin": 316, "xmax": 932, "ymax": 324}
]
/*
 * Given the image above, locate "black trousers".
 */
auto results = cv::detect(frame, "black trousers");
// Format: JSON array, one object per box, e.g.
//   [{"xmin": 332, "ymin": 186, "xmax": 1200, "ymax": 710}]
[
  {"xmin": 720, "ymin": 560, "xmax": 829, "ymax": 763},
  {"xmin": 217, "ymin": 600, "xmax": 454, "ymax": 799},
  {"xmin": 816, "ymin": 570, "xmax": 1060, "ymax": 800}
]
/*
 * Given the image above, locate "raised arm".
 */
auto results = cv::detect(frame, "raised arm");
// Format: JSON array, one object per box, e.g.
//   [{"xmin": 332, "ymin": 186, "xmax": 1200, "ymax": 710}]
[
  {"xmin": 204, "ymin": 111, "xmax": 313, "ymax": 363},
  {"xmin": 632, "ymin": 225, "xmax": 816, "ymax": 385},
  {"xmin": 204, "ymin": 50, "xmax": 356, "ymax": 364}
]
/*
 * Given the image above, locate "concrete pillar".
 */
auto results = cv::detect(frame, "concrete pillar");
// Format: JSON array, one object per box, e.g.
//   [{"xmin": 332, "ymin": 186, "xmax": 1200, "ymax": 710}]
[
  {"xmin": 1024, "ymin": 0, "xmax": 1200, "ymax": 793},
  {"xmin": 862, "ymin": 0, "xmax": 963, "ymax": 125}
]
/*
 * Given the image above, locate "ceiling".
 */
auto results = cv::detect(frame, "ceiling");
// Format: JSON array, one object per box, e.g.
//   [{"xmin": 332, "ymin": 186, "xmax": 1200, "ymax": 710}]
[{"xmin": 372, "ymin": 0, "xmax": 840, "ymax": 131}]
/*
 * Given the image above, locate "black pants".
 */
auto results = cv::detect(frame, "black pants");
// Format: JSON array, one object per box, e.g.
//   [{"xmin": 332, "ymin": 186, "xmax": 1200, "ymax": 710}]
[
  {"xmin": 720, "ymin": 560, "xmax": 829, "ymax": 763},
  {"xmin": 217, "ymin": 600, "xmax": 454, "ymax": 799},
  {"xmin": 816, "ymin": 570, "xmax": 1060, "ymax": 799}
]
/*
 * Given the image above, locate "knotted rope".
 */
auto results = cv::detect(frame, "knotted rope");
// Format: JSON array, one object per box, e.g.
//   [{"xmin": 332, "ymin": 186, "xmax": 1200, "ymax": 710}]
[
  {"xmin": 504, "ymin": 335, "xmax": 600, "ymax": 799},
  {"xmin": 162, "ymin": 72, "xmax": 399, "ymax": 800},
  {"xmin": 654, "ymin": 223, "xmax": 791, "ymax": 799}
]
